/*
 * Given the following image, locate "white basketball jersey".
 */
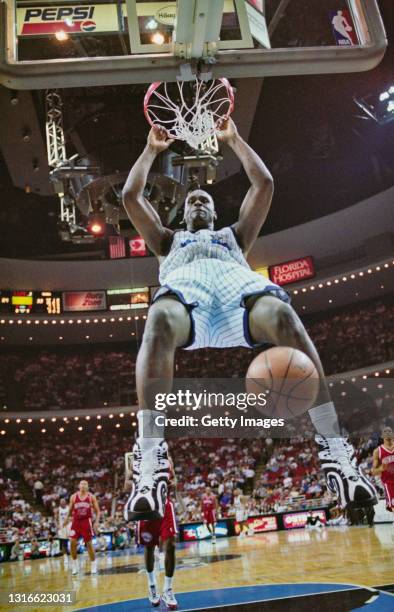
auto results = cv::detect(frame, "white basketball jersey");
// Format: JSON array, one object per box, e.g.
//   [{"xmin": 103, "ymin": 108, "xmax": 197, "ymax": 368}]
[
  {"xmin": 159, "ymin": 227, "xmax": 249, "ymax": 282},
  {"xmin": 58, "ymin": 506, "xmax": 69, "ymax": 538}
]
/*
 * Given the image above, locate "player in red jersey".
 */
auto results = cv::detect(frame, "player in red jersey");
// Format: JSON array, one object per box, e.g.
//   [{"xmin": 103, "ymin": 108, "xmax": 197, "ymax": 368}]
[
  {"xmin": 125, "ymin": 454, "xmax": 185, "ymax": 609},
  {"xmin": 201, "ymin": 487, "xmax": 218, "ymax": 543},
  {"xmin": 372, "ymin": 427, "xmax": 394, "ymax": 512},
  {"xmin": 65, "ymin": 480, "xmax": 100, "ymax": 575}
]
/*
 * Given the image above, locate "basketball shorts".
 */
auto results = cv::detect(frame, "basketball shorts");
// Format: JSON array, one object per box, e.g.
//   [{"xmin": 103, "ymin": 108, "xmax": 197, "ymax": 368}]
[
  {"xmin": 236, "ymin": 511, "xmax": 248, "ymax": 523},
  {"xmin": 383, "ymin": 481, "xmax": 394, "ymax": 511},
  {"xmin": 69, "ymin": 519, "xmax": 94, "ymax": 543},
  {"xmin": 154, "ymin": 260, "xmax": 290, "ymax": 350},
  {"xmin": 137, "ymin": 500, "xmax": 177, "ymax": 547},
  {"xmin": 203, "ymin": 510, "xmax": 216, "ymax": 525}
]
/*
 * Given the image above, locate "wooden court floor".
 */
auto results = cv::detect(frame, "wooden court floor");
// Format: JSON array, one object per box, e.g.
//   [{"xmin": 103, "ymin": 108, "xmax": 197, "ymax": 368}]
[{"xmin": 1, "ymin": 525, "xmax": 393, "ymax": 611}]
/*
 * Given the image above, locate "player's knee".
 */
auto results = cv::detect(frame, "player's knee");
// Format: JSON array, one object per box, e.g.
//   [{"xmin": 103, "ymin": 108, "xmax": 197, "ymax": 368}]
[
  {"xmin": 163, "ymin": 537, "xmax": 176, "ymax": 552},
  {"xmin": 143, "ymin": 303, "xmax": 180, "ymax": 343},
  {"xmin": 274, "ymin": 302, "xmax": 304, "ymax": 339}
]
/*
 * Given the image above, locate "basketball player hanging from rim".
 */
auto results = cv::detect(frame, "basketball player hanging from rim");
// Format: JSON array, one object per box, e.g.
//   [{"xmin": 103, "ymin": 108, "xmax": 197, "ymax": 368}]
[{"xmin": 122, "ymin": 116, "xmax": 377, "ymax": 521}]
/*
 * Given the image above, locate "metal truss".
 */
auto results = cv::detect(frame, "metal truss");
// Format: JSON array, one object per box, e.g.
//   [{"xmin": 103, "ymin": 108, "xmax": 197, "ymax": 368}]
[{"xmin": 45, "ymin": 89, "xmax": 77, "ymax": 226}]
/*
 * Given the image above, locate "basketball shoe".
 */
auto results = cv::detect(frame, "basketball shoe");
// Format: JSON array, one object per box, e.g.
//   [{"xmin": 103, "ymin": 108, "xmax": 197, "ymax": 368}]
[
  {"xmin": 124, "ymin": 439, "xmax": 170, "ymax": 520},
  {"xmin": 71, "ymin": 559, "xmax": 79, "ymax": 575},
  {"xmin": 161, "ymin": 588, "xmax": 178, "ymax": 610},
  {"xmin": 148, "ymin": 585, "xmax": 160, "ymax": 607},
  {"xmin": 315, "ymin": 435, "xmax": 378, "ymax": 509}
]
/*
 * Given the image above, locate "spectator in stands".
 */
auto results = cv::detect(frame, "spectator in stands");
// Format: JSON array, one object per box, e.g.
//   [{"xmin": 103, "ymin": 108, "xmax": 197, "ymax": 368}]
[
  {"xmin": 10, "ymin": 539, "xmax": 22, "ymax": 561},
  {"xmin": 34, "ymin": 479, "xmax": 44, "ymax": 505},
  {"xmin": 30, "ymin": 538, "xmax": 41, "ymax": 559}
]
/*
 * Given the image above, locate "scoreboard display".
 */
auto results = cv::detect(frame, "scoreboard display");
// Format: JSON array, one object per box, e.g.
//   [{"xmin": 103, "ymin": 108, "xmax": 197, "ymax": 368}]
[
  {"xmin": 0, "ymin": 291, "xmax": 62, "ymax": 314},
  {"xmin": 10, "ymin": 291, "xmax": 32, "ymax": 314},
  {"xmin": 34, "ymin": 292, "xmax": 62, "ymax": 315},
  {"xmin": 107, "ymin": 288, "xmax": 150, "ymax": 311}
]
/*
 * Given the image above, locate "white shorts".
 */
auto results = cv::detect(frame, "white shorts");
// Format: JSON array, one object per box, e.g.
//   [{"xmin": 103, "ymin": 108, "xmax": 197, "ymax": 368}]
[
  {"xmin": 154, "ymin": 260, "xmax": 290, "ymax": 350},
  {"xmin": 236, "ymin": 511, "xmax": 248, "ymax": 523}
]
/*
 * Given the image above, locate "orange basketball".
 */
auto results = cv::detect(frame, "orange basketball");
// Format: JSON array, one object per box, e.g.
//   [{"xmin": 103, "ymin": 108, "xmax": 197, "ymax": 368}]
[{"xmin": 245, "ymin": 347, "xmax": 319, "ymax": 419}]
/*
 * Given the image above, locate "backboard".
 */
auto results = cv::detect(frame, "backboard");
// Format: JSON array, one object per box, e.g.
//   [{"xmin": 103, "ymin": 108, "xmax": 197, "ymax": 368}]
[{"xmin": 0, "ymin": 0, "xmax": 387, "ymax": 89}]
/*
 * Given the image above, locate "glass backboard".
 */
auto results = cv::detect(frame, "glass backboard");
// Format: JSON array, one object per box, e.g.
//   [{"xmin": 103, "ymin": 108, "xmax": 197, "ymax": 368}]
[{"xmin": 0, "ymin": 0, "xmax": 387, "ymax": 89}]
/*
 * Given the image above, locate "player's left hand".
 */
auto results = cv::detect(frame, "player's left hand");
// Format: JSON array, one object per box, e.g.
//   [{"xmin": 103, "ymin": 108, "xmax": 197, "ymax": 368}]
[
  {"xmin": 94, "ymin": 521, "xmax": 100, "ymax": 533},
  {"xmin": 216, "ymin": 117, "xmax": 238, "ymax": 144}
]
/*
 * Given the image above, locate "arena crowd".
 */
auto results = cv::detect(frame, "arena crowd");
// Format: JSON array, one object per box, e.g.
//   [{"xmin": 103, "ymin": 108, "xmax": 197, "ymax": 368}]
[{"xmin": 0, "ymin": 298, "xmax": 392, "ymax": 412}]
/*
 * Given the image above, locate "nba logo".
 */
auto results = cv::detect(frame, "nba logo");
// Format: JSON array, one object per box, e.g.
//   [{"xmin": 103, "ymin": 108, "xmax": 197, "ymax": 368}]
[{"xmin": 330, "ymin": 9, "xmax": 358, "ymax": 46}]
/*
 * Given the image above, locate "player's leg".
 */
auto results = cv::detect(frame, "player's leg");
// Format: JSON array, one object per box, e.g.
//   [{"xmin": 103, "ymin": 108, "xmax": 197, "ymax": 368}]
[
  {"xmin": 85, "ymin": 539, "xmax": 97, "ymax": 574},
  {"xmin": 211, "ymin": 521, "xmax": 216, "ymax": 543},
  {"xmin": 161, "ymin": 536, "xmax": 177, "ymax": 610},
  {"xmin": 125, "ymin": 297, "xmax": 191, "ymax": 521},
  {"xmin": 246, "ymin": 294, "xmax": 377, "ymax": 508},
  {"xmin": 138, "ymin": 520, "xmax": 161, "ymax": 605},
  {"xmin": 70, "ymin": 537, "xmax": 79, "ymax": 574},
  {"xmin": 144, "ymin": 544, "xmax": 160, "ymax": 606}
]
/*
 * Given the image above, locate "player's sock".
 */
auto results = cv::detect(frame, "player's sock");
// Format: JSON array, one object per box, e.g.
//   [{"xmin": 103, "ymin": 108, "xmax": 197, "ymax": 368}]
[
  {"xmin": 147, "ymin": 572, "xmax": 160, "ymax": 606},
  {"xmin": 164, "ymin": 576, "xmax": 173, "ymax": 590},
  {"xmin": 91, "ymin": 559, "xmax": 97, "ymax": 574},
  {"xmin": 137, "ymin": 409, "xmax": 165, "ymax": 449},
  {"xmin": 147, "ymin": 570, "xmax": 156, "ymax": 588},
  {"xmin": 308, "ymin": 401, "xmax": 340, "ymax": 436}
]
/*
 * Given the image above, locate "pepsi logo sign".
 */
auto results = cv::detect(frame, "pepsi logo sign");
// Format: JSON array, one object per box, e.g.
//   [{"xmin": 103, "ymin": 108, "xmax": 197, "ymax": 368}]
[{"xmin": 81, "ymin": 20, "xmax": 96, "ymax": 32}]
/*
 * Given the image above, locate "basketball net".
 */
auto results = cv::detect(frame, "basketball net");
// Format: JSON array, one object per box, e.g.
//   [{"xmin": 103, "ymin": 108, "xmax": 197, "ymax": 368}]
[{"xmin": 144, "ymin": 78, "xmax": 234, "ymax": 154}]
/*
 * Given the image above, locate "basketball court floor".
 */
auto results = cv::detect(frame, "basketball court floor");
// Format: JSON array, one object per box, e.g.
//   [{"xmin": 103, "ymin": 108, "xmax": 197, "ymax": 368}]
[{"xmin": 2, "ymin": 525, "xmax": 393, "ymax": 611}]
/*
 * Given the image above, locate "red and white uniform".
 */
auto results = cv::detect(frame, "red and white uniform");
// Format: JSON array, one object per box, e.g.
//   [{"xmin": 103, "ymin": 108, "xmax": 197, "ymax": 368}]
[
  {"xmin": 70, "ymin": 493, "xmax": 95, "ymax": 543},
  {"xmin": 378, "ymin": 445, "xmax": 394, "ymax": 510},
  {"xmin": 137, "ymin": 471, "xmax": 177, "ymax": 547},
  {"xmin": 202, "ymin": 495, "xmax": 216, "ymax": 526}
]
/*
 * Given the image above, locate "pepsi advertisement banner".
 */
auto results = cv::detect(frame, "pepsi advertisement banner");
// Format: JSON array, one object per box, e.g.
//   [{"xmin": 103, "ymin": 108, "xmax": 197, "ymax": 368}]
[
  {"xmin": 17, "ymin": 5, "xmax": 120, "ymax": 36},
  {"xmin": 181, "ymin": 521, "xmax": 229, "ymax": 541}
]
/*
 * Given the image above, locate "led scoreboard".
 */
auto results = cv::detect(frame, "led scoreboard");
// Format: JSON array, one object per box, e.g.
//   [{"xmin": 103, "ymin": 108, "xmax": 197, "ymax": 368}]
[
  {"xmin": 107, "ymin": 288, "xmax": 150, "ymax": 311},
  {"xmin": 34, "ymin": 292, "xmax": 62, "ymax": 314},
  {"xmin": 0, "ymin": 291, "xmax": 62, "ymax": 314}
]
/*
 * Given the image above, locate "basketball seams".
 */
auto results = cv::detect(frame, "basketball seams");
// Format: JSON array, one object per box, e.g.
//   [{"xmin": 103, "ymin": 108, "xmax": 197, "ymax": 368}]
[
  {"xmin": 275, "ymin": 348, "xmax": 294, "ymax": 417},
  {"xmin": 246, "ymin": 347, "xmax": 319, "ymax": 419}
]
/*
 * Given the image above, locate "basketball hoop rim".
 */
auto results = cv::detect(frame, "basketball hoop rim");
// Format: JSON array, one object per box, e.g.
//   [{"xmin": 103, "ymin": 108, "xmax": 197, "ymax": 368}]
[{"xmin": 143, "ymin": 78, "xmax": 235, "ymax": 139}]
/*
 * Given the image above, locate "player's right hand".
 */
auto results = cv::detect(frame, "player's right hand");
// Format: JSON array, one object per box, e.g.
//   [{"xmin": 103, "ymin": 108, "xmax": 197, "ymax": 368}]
[{"xmin": 147, "ymin": 125, "xmax": 174, "ymax": 153}]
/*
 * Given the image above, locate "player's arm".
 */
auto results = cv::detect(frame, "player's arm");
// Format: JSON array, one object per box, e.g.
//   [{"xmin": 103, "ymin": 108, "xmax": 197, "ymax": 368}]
[
  {"xmin": 91, "ymin": 495, "xmax": 101, "ymax": 530},
  {"xmin": 122, "ymin": 126, "xmax": 174, "ymax": 256},
  {"xmin": 217, "ymin": 117, "xmax": 274, "ymax": 256},
  {"xmin": 372, "ymin": 448, "xmax": 383, "ymax": 476}
]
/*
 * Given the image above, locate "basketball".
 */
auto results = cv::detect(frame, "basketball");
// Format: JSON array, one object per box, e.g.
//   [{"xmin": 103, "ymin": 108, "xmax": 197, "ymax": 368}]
[{"xmin": 246, "ymin": 347, "xmax": 319, "ymax": 419}]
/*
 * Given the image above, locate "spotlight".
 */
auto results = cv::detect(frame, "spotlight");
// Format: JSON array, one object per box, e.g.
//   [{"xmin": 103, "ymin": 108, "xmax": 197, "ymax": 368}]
[
  {"xmin": 87, "ymin": 213, "xmax": 106, "ymax": 237},
  {"xmin": 146, "ymin": 18, "xmax": 158, "ymax": 30},
  {"xmin": 55, "ymin": 30, "xmax": 69, "ymax": 41},
  {"xmin": 151, "ymin": 32, "xmax": 165, "ymax": 45}
]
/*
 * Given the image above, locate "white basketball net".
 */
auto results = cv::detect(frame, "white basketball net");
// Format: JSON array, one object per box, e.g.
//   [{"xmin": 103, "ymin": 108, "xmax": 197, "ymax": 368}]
[{"xmin": 145, "ymin": 78, "xmax": 233, "ymax": 152}]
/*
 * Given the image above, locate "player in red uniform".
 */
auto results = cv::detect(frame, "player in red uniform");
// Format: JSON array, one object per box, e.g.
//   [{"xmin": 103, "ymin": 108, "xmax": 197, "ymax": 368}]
[
  {"xmin": 125, "ymin": 455, "xmax": 185, "ymax": 609},
  {"xmin": 372, "ymin": 427, "xmax": 394, "ymax": 512},
  {"xmin": 201, "ymin": 487, "xmax": 218, "ymax": 543},
  {"xmin": 65, "ymin": 480, "xmax": 100, "ymax": 575}
]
